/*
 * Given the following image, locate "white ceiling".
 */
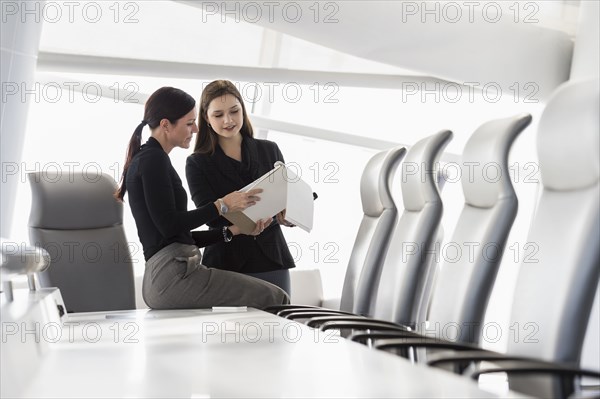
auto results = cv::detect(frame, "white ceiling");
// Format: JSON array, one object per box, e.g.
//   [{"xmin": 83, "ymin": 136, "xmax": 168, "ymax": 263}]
[{"xmin": 177, "ymin": 1, "xmax": 582, "ymax": 99}]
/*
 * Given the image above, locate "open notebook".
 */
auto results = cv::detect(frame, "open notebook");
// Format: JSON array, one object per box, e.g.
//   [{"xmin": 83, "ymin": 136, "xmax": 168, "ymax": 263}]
[{"xmin": 223, "ymin": 162, "xmax": 314, "ymax": 234}]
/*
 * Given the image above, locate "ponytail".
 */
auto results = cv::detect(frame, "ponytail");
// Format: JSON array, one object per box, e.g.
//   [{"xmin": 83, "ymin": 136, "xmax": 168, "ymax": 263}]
[{"xmin": 114, "ymin": 120, "xmax": 146, "ymax": 201}]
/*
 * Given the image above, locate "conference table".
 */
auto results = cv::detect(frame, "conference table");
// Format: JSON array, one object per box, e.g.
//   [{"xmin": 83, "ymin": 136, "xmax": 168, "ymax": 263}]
[{"xmin": 4, "ymin": 302, "xmax": 521, "ymax": 398}]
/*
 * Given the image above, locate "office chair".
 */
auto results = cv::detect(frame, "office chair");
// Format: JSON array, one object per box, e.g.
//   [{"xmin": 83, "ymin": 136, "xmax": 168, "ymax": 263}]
[
  {"xmin": 28, "ymin": 171, "xmax": 136, "ymax": 312},
  {"xmin": 312, "ymin": 113, "xmax": 530, "ymax": 337},
  {"xmin": 290, "ymin": 129, "xmax": 453, "ymax": 327},
  {"xmin": 389, "ymin": 79, "xmax": 600, "ymax": 398},
  {"xmin": 423, "ymin": 113, "xmax": 531, "ymax": 343},
  {"xmin": 335, "ymin": 113, "xmax": 530, "ymax": 348},
  {"xmin": 266, "ymin": 145, "xmax": 406, "ymax": 317}
]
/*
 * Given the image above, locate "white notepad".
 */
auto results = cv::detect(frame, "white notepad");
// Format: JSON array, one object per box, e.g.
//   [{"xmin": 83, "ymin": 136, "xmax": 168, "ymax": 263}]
[{"xmin": 224, "ymin": 162, "xmax": 314, "ymax": 234}]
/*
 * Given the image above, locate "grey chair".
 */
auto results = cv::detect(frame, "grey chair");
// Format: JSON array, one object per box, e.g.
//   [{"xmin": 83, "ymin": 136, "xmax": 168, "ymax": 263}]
[
  {"xmin": 266, "ymin": 145, "xmax": 406, "ymax": 316},
  {"xmin": 316, "ymin": 114, "xmax": 530, "ymax": 341},
  {"xmin": 410, "ymin": 79, "xmax": 599, "ymax": 398},
  {"xmin": 425, "ymin": 113, "xmax": 531, "ymax": 343},
  {"xmin": 300, "ymin": 129, "xmax": 453, "ymax": 327},
  {"xmin": 28, "ymin": 171, "xmax": 136, "ymax": 312},
  {"xmin": 340, "ymin": 145, "xmax": 407, "ymax": 316},
  {"xmin": 360, "ymin": 129, "xmax": 452, "ymax": 325}
]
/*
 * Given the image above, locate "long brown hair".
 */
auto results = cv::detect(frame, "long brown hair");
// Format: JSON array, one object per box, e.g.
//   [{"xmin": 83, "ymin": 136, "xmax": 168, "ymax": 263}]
[
  {"xmin": 192, "ymin": 80, "xmax": 254, "ymax": 154},
  {"xmin": 114, "ymin": 87, "xmax": 196, "ymax": 201}
]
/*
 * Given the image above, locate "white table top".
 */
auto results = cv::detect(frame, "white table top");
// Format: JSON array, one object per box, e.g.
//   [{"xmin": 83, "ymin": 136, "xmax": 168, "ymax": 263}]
[{"xmin": 3, "ymin": 305, "xmax": 516, "ymax": 398}]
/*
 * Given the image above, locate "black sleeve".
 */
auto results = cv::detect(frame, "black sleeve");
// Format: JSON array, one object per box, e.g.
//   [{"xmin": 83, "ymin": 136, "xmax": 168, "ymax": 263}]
[
  {"xmin": 141, "ymin": 151, "xmax": 219, "ymax": 237},
  {"xmin": 273, "ymin": 142, "xmax": 286, "ymax": 163},
  {"xmin": 186, "ymin": 156, "xmax": 218, "ymax": 208},
  {"xmin": 192, "ymin": 230, "xmax": 222, "ymax": 248}
]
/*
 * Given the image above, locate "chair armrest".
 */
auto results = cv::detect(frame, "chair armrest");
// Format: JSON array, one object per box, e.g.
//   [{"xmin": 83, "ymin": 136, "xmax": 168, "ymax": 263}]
[
  {"xmin": 471, "ymin": 359, "xmax": 600, "ymax": 381},
  {"xmin": 468, "ymin": 358, "xmax": 599, "ymax": 398},
  {"xmin": 305, "ymin": 315, "xmax": 368, "ymax": 328},
  {"xmin": 349, "ymin": 329, "xmax": 420, "ymax": 344},
  {"xmin": 285, "ymin": 311, "xmax": 356, "ymax": 321},
  {"xmin": 278, "ymin": 308, "xmax": 354, "ymax": 318},
  {"xmin": 318, "ymin": 319, "xmax": 411, "ymax": 332},
  {"xmin": 374, "ymin": 338, "xmax": 481, "ymax": 358},
  {"xmin": 262, "ymin": 304, "xmax": 321, "ymax": 314},
  {"xmin": 427, "ymin": 349, "xmax": 524, "ymax": 369}
]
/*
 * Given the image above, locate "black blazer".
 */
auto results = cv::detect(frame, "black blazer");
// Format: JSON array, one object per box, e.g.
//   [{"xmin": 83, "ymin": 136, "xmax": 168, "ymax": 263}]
[{"xmin": 185, "ymin": 136, "xmax": 295, "ymax": 273}]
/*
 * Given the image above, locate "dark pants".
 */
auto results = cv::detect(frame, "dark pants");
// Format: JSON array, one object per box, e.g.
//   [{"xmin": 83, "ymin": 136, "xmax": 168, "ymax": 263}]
[{"xmin": 244, "ymin": 269, "xmax": 291, "ymax": 297}]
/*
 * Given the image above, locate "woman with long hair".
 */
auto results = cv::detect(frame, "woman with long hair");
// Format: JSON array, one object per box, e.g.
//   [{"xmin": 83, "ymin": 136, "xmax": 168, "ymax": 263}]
[
  {"xmin": 186, "ymin": 80, "xmax": 295, "ymax": 295},
  {"xmin": 115, "ymin": 86, "xmax": 289, "ymax": 309}
]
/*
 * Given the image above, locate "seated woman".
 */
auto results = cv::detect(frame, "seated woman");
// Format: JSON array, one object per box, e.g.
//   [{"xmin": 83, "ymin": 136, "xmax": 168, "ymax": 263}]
[
  {"xmin": 114, "ymin": 86, "xmax": 289, "ymax": 309},
  {"xmin": 186, "ymin": 80, "xmax": 296, "ymax": 295}
]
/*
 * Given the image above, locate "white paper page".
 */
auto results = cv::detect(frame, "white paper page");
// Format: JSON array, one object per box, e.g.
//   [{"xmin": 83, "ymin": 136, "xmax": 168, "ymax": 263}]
[
  {"xmin": 227, "ymin": 162, "xmax": 314, "ymax": 232},
  {"xmin": 239, "ymin": 164, "xmax": 284, "ymax": 192},
  {"xmin": 282, "ymin": 167, "xmax": 314, "ymax": 232},
  {"xmin": 241, "ymin": 166, "xmax": 288, "ymax": 221}
]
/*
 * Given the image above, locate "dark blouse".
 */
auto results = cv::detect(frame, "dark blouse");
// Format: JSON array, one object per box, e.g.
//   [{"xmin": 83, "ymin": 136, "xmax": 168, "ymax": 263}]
[
  {"xmin": 226, "ymin": 155, "xmax": 253, "ymax": 187},
  {"xmin": 125, "ymin": 137, "xmax": 221, "ymax": 261},
  {"xmin": 186, "ymin": 137, "xmax": 296, "ymax": 273}
]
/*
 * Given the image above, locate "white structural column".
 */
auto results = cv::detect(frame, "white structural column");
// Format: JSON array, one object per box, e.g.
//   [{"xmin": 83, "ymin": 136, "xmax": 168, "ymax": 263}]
[
  {"xmin": 0, "ymin": 1, "xmax": 45, "ymax": 237},
  {"xmin": 570, "ymin": 1, "xmax": 600, "ymax": 80},
  {"xmin": 570, "ymin": 0, "xmax": 600, "ymax": 375}
]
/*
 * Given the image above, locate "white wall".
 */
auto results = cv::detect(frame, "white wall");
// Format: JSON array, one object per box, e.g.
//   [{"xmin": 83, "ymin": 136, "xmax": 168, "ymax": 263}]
[
  {"xmin": 569, "ymin": 0, "xmax": 600, "ymax": 373},
  {"xmin": 1, "ymin": 1, "xmax": 45, "ymax": 237}
]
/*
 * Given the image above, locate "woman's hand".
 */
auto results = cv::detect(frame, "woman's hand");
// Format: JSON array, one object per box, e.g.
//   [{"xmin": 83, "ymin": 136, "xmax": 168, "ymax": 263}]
[
  {"xmin": 222, "ymin": 188, "xmax": 262, "ymax": 213},
  {"xmin": 276, "ymin": 209, "xmax": 295, "ymax": 227},
  {"xmin": 249, "ymin": 218, "xmax": 272, "ymax": 236},
  {"xmin": 228, "ymin": 217, "xmax": 271, "ymax": 237}
]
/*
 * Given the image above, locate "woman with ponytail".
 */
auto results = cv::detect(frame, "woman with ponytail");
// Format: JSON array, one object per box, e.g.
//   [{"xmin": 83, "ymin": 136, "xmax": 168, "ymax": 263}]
[{"xmin": 115, "ymin": 87, "xmax": 289, "ymax": 309}]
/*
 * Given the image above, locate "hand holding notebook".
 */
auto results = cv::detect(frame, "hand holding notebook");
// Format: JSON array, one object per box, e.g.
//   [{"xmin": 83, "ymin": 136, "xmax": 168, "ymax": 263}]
[{"xmin": 223, "ymin": 162, "xmax": 314, "ymax": 234}]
